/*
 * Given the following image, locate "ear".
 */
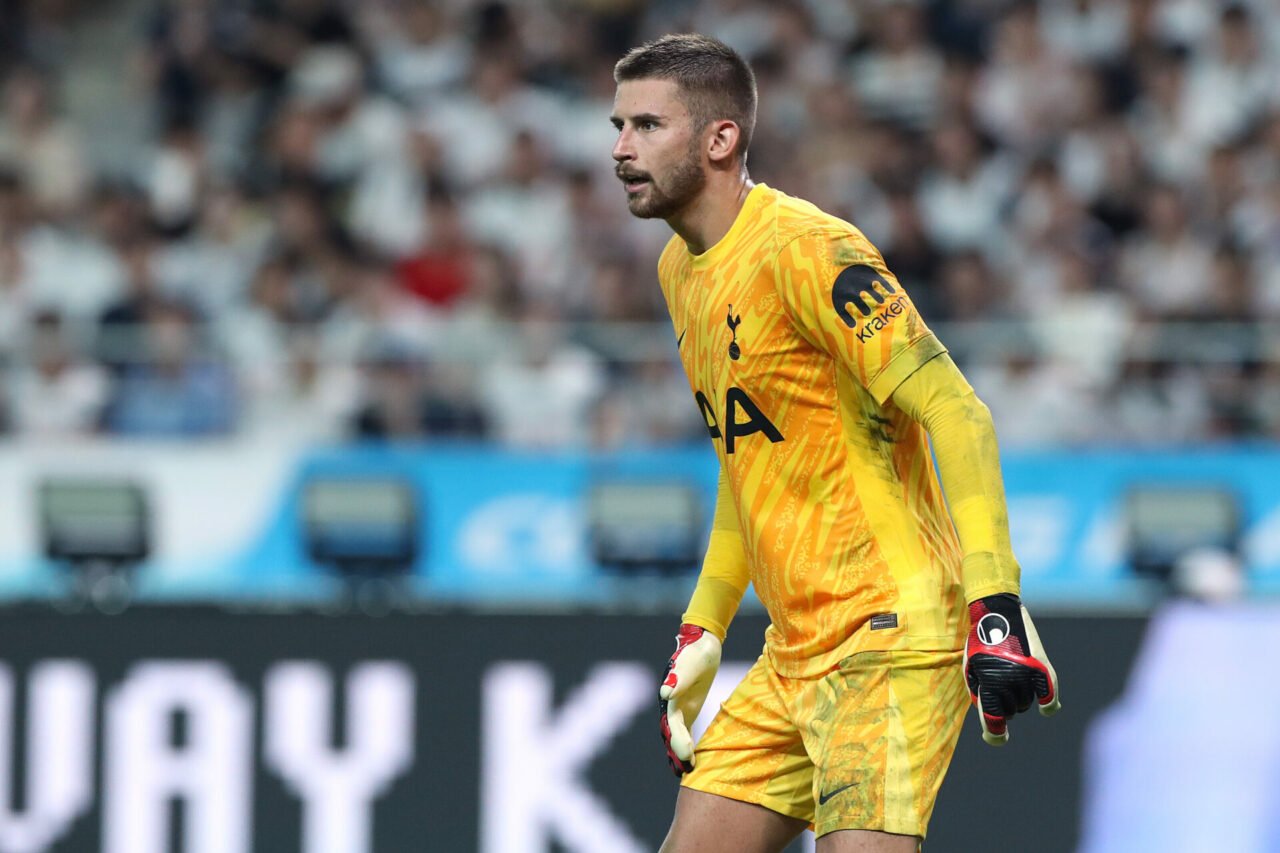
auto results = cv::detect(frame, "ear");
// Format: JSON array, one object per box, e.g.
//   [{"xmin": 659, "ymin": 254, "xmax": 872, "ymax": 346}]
[{"xmin": 706, "ymin": 120, "xmax": 742, "ymax": 166}]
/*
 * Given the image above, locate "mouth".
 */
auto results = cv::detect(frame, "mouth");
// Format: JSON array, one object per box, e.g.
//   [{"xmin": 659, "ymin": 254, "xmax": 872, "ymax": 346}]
[{"xmin": 618, "ymin": 173, "xmax": 650, "ymax": 194}]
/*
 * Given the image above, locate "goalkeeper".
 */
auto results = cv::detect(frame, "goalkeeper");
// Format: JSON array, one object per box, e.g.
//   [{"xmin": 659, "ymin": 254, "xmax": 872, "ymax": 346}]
[{"xmin": 611, "ymin": 34, "xmax": 1060, "ymax": 853}]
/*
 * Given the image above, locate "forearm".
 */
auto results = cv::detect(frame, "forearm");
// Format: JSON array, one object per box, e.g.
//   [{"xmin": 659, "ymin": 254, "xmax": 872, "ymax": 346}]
[
  {"xmin": 682, "ymin": 468, "xmax": 750, "ymax": 639},
  {"xmin": 892, "ymin": 355, "xmax": 1020, "ymax": 602}
]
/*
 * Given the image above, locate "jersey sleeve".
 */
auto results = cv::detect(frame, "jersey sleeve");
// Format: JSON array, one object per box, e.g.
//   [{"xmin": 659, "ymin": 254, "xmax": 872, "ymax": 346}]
[
  {"xmin": 681, "ymin": 466, "xmax": 750, "ymax": 640},
  {"xmin": 891, "ymin": 353, "xmax": 1020, "ymax": 602},
  {"xmin": 773, "ymin": 228, "xmax": 945, "ymax": 403}
]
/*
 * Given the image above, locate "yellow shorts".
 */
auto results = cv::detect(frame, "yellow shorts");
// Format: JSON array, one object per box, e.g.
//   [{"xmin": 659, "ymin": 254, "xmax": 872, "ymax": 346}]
[{"xmin": 681, "ymin": 648, "xmax": 967, "ymax": 839}]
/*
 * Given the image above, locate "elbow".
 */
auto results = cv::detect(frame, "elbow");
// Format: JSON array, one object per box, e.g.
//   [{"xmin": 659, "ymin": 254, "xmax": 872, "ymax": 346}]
[
  {"xmin": 967, "ymin": 392, "xmax": 993, "ymax": 427},
  {"xmin": 962, "ymin": 393, "xmax": 999, "ymax": 443}
]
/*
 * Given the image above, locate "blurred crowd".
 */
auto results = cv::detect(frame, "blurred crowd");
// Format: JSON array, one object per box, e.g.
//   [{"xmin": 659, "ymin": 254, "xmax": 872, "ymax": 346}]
[{"xmin": 0, "ymin": 0, "xmax": 1279, "ymax": 447}]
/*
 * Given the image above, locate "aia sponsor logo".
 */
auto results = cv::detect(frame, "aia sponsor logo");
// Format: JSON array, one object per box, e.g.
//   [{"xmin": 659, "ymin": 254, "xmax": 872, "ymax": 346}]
[{"xmin": 695, "ymin": 386, "xmax": 783, "ymax": 454}]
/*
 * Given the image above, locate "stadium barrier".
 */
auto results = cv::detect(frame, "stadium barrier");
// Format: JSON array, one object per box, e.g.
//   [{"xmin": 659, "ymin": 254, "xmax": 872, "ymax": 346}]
[{"xmin": 0, "ymin": 607, "xmax": 1156, "ymax": 853}]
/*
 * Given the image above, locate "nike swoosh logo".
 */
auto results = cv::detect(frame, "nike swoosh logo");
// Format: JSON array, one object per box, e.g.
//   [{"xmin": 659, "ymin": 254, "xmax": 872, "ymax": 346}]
[
  {"xmin": 818, "ymin": 783, "xmax": 855, "ymax": 805},
  {"xmin": 677, "ymin": 329, "xmax": 687, "ymax": 348}
]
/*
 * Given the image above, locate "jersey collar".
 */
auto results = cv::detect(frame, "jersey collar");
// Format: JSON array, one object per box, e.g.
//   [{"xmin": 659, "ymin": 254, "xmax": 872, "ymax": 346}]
[{"xmin": 687, "ymin": 183, "xmax": 770, "ymax": 271}]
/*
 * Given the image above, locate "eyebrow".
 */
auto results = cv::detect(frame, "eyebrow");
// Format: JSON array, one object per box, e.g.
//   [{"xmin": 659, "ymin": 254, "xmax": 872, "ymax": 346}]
[{"xmin": 611, "ymin": 112, "xmax": 664, "ymax": 126}]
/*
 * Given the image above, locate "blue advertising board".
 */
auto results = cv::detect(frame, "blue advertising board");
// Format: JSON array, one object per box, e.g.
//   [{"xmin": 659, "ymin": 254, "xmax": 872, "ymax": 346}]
[{"xmin": 139, "ymin": 444, "xmax": 1280, "ymax": 605}]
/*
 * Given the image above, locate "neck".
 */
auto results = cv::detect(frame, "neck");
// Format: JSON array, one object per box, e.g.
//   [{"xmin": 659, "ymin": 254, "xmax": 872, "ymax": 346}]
[{"xmin": 667, "ymin": 168, "xmax": 754, "ymax": 255}]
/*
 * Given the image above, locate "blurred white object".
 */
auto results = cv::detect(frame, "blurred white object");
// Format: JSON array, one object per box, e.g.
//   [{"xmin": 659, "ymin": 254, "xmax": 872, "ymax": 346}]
[
  {"xmin": 289, "ymin": 46, "xmax": 362, "ymax": 107},
  {"xmin": 1081, "ymin": 603, "xmax": 1280, "ymax": 852},
  {"xmin": 1170, "ymin": 547, "xmax": 1244, "ymax": 603}
]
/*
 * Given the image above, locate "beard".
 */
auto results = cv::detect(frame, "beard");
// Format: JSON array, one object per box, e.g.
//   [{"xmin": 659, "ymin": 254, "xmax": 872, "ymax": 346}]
[{"xmin": 623, "ymin": 143, "xmax": 706, "ymax": 220}]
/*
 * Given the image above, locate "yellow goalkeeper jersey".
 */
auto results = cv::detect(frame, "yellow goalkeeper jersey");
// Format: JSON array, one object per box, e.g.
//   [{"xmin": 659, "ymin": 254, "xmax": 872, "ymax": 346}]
[{"xmin": 658, "ymin": 183, "xmax": 967, "ymax": 678}]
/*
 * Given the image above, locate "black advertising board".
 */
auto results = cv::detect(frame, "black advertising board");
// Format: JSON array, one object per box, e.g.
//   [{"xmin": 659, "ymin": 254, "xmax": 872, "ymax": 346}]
[{"xmin": 0, "ymin": 609, "xmax": 1146, "ymax": 852}]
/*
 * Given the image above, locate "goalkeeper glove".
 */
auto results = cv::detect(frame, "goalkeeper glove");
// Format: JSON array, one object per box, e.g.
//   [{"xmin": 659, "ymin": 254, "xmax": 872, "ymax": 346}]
[
  {"xmin": 964, "ymin": 593, "xmax": 1061, "ymax": 746},
  {"xmin": 658, "ymin": 623, "xmax": 721, "ymax": 776}
]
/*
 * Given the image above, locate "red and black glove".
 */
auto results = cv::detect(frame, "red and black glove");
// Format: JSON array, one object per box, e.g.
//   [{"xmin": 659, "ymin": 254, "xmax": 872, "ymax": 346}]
[
  {"xmin": 658, "ymin": 623, "xmax": 722, "ymax": 776},
  {"xmin": 964, "ymin": 593, "xmax": 1061, "ymax": 745}
]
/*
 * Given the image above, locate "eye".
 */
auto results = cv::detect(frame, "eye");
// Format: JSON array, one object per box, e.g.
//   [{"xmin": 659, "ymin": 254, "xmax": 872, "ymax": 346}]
[{"xmin": 640, "ymin": 120, "xmax": 658, "ymax": 131}]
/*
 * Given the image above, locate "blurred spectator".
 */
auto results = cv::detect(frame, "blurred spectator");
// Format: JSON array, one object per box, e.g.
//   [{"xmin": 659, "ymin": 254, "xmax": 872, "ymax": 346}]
[
  {"xmin": 1031, "ymin": 245, "xmax": 1131, "ymax": 388},
  {"xmin": 1107, "ymin": 357, "xmax": 1211, "ymax": 443},
  {"xmin": 102, "ymin": 299, "xmax": 236, "ymax": 437},
  {"xmin": 877, "ymin": 187, "xmax": 943, "ymax": 319},
  {"xmin": 1118, "ymin": 183, "xmax": 1212, "ymax": 319},
  {"xmin": 0, "ymin": 251, "xmax": 21, "ymax": 360},
  {"xmin": 0, "ymin": 181, "xmax": 29, "ymax": 359},
  {"xmin": 1183, "ymin": 4, "xmax": 1275, "ymax": 153},
  {"xmin": 145, "ymin": 117, "xmax": 208, "ymax": 234},
  {"xmin": 917, "ymin": 119, "xmax": 1013, "ymax": 253},
  {"xmin": 223, "ymin": 252, "xmax": 304, "ymax": 392},
  {"xmin": 286, "ymin": 44, "xmax": 423, "ymax": 254},
  {"xmin": 582, "ymin": 252, "xmax": 662, "ymax": 323},
  {"xmin": 547, "ymin": 54, "xmax": 639, "ymax": 173},
  {"xmin": 23, "ymin": 181, "xmax": 142, "ymax": 323},
  {"xmin": 321, "ymin": 253, "xmax": 442, "ymax": 366},
  {"xmin": 969, "ymin": 346, "xmax": 1099, "ymax": 446},
  {"xmin": 244, "ymin": 0, "xmax": 357, "ymax": 83},
  {"xmin": 7, "ymin": 308, "xmax": 107, "ymax": 437},
  {"xmin": 1129, "ymin": 45, "xmax": 1211, "ymax": 184},
  {"xmin": 1039, "ymin": 0, "xmax": 1131, "ymax": 64},
  {"xmin": 850, "ymin": 2, "xmax": 942, "ymax": 131},
  {"xmin": 360, "ymin": 2, "xmax": 471, "ymax": 106},
  {"xmin": 243, "ymin": 326, "xmax": 356, "ymax": 442},
  {"xmin": 395, "ymin": 187, "xmax": 472, "ymax": 309},
  {"xmin": 591, "ymin": 353, "xmax": 705, "ymax": 449},
  {"xmin": 557, "ymin": 167, "xmax": 636, "ymax": 316},
  {"xmin": 350, "ymin": 339, "xmax": 486, "ymax": 441},
  {"xmin": 689, "ymin": 0, "xmax": 776, "ymax": 61},
  {"xmin": 1085, "ymin": 117, "xmax": 1147, "ymax": 238},
  {"xmin": 204, "ymin": 56, "xmax": 272, "ymax": 183},
  {"xmin": 463, "ymin": 129, "xmax": 572, "ymax": 303},
  {"xmin": 156, "ymin": 185, "xmax": 269, "ymax": 317},
  {"xmin": 480, "ymin": 302, "xmax": 605, "ymax": 449},
  {"xmin": 433, "ymin": 243, "xmax": 523, "ymax": 367},
  {"xmin": 142, "ymin": 0, "xmax": 227, "ymax": 130},
  {"xmin": 1202, "ymin": 362, "xmax": 1259, "ymax": 439},
  {"xmin": 98, "ymin": 232, "xmax": 170, "ymax": 372},
  {"xmin": 974, "ymin": 1, "xmax": 1076, "ymax": 149},
  {"xmin": 0, "ymin": 64, "xmax": 87, "ymax": 217},
  {"xmin": 1005, "ymin": 157, "xmax": 1112, "ymax": 314},
  {"xmin": 1203, "ymin": 242, "xmax": 1258, "ymax": 324},
  {"xmin": 1184, "ymin": 244, "xmax": 1264, "ymax": 385},
  {"xmin": 421, "ymin": 52, "xmax": 562, "ymax": 189},
  {"xmin": 835, "ymin": 120, "xmax": 921, "ymax": 245},
  {"xmin": 1200, "ymin": 142, "xmax": 1248, "ymax": 238},
  {"xmin": 935, "ymin": 250, "xmax": 1007, "ymax": 324},
  {"xmin": 933, "ymin": 250, "xmax": 1017, "ymax": 365},
  {"xmin": 1055, "ymin": 64, "xmax": 1125, "ymax": 205}
]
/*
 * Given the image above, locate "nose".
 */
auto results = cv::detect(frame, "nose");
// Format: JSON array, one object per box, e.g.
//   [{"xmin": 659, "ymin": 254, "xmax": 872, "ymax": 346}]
[{"xmin": 612, "ymin": 127, "xmax": 633, "ymax": 163}]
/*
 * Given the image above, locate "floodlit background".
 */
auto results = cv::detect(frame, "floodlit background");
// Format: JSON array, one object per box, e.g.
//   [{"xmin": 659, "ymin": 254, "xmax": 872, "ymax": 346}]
[{"xmin": 0, "ymin": 0, "xmax": 1277, "ymax": 851}]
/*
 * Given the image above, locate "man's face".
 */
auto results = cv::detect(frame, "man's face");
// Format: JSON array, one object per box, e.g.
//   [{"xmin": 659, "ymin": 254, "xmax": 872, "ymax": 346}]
[{"xmin": 611, "ymin": 78, "xmax": 706, "ymax": 220}]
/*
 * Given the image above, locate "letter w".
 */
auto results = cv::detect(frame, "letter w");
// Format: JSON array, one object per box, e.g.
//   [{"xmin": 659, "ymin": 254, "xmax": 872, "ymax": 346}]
[{"xmin": 0, "ymin": 662, "xmax": 95, "ymax": 853}]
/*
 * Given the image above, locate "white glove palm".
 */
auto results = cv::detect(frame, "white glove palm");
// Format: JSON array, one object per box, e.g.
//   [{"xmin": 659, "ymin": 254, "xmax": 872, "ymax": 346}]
[{"xmin": 659, "ymin": 623, "xmax": 722, "ymax": 775}]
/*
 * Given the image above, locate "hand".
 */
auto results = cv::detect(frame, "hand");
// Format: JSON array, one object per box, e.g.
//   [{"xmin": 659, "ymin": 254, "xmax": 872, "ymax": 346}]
[
  {"xmin": 658, "ymin": 623, "xmax": 722, "ymax": 776},
  {"xmin": 964, "ymin": 594, "xmax": 1061, "ymax": 746}
]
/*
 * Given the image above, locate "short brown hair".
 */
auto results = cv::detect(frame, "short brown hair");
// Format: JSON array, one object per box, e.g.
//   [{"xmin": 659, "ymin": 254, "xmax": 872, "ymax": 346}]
[{"xmin": 614, "ymin": 34, "xmax": 757, "ymax": 163}]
